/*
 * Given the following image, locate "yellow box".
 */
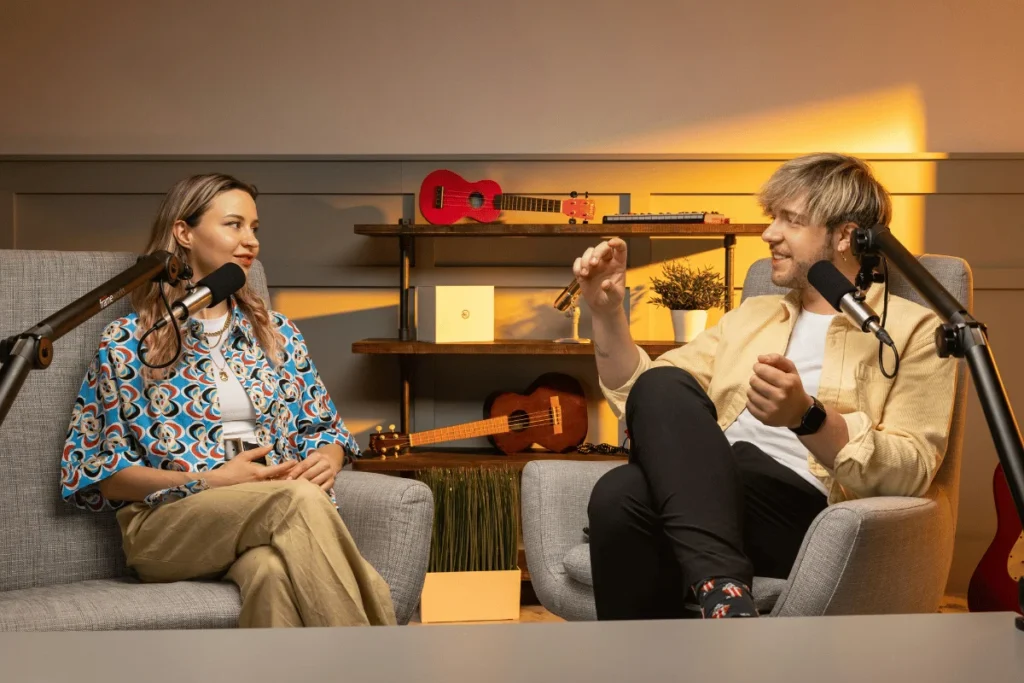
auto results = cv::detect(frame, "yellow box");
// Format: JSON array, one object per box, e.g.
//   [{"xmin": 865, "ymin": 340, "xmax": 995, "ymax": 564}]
[
  {"xmin": 419, "ymin": 569, "xmax": 521, "ymax": 624},
  {"xmin": 416, "ymin": 285, "xmax": 495, "ymax": 343}
]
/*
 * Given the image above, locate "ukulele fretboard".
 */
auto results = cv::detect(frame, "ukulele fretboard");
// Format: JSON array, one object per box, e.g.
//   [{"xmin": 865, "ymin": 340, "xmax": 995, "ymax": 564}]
[
  {"xmin": 409, "ymin": 416, "xmax": 512, "ymax": 447},
  {"xmin": 497, "ymin": 194, "xmax": 561, "ymax": 213}
]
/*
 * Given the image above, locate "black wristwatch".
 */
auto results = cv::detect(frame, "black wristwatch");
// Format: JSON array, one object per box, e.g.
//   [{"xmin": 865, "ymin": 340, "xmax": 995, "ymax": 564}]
[{"xmin": 790, "ymin": 396, "xmax": 827, "ymax": 436}]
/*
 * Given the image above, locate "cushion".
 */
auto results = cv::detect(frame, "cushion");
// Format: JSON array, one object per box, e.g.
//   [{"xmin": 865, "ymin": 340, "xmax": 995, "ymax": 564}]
[
  {"xmin": 0, "ymin": 578, "xmax": 241, "ymax": 631},
  {"xmin": 562, "ymin": 543, "xmax": 788, "ymax": 613}
]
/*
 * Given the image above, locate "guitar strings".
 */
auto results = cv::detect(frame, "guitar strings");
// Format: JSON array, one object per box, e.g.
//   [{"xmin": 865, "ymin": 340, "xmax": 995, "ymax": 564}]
[
  {"xmin": 428, "ymin": 190, "xmax": 565, "ymax": 199},
  {"xmin": 426, "ymin": 191, "xmax": 570, "ymax": 206},
  {"xmin": 409, "ymin": 410, "xmax": 563, "ymax": 440}
]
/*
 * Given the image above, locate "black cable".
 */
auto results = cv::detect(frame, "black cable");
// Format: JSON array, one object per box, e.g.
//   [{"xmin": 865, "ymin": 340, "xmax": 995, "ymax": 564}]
[
  {"xmin": 878, "ymin": 256, "xmax": 901, "ymax": 379},
  {"xmin": 138, "ymin": 281, "xmax": 184, "ymax": 370}
]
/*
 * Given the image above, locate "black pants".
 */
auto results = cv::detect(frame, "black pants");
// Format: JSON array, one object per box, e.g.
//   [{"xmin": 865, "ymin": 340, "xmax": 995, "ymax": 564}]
[{"xmin": 587, "ymin": 366, "xmax": 828, "ymax": 620}]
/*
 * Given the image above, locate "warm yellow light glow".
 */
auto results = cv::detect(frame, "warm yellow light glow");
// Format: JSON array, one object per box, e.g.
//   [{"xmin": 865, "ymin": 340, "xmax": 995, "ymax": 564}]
[
  {"xmin": 601, "ymin": 85, "xmax": 930, "ymax": 154},
  {"xmin": 271, "ymin": 290, "xmax": 397, "ymax": 321}
]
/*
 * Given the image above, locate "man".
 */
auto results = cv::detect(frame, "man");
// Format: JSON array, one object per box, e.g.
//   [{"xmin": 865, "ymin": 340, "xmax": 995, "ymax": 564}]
[{"xmin": 576, "ymin": 153, "xmax": 957, "ymax": 620}]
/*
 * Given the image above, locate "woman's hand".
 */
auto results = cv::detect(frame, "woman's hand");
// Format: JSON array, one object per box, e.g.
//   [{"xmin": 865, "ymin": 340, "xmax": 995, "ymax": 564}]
[
  {"xmin": 286, "ymin": 447, "xmax": 343, "ymax": 491},
  {"xmin": 205, "ymin": 445, "xmax": 296, "ymax": 488}
]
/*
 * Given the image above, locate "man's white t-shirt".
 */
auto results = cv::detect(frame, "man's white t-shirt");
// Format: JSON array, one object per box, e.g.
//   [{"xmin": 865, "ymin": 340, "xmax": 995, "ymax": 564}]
[{"xmin": 723, "ymin": 309, "xmax": 834, "ymax": 495}]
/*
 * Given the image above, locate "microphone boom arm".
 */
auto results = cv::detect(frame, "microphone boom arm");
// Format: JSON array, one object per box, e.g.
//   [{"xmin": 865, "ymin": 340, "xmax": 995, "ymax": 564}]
[
  {"xmin": 0, "ymin": 250, "xmax": 185, "ymax": 429},
  {"xmin": 853, "ymin": 225, "xmax": 1024, "ymax": 631}
]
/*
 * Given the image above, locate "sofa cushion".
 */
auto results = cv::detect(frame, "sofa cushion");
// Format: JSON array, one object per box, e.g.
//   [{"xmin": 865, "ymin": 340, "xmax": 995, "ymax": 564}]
[
  {"xmin": 561, "ymin": 543, "xmax": 788, "ymax": 613},
  {"xmin": 0, "ymin": 578, "xmax": 241, "ymax": 631},
  {"xmin": 563, "ymin": 543, "xmax": 593, "ymax": 586}
]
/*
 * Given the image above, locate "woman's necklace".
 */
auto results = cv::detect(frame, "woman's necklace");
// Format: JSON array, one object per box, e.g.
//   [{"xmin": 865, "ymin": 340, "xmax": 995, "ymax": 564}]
[
  {"xmin": 210, "ymin": 343, "xmax": 231, "ymax": 382},
  {"xmin": 203, "ymin": 316, "xmax": 232, "ymax": 382}
]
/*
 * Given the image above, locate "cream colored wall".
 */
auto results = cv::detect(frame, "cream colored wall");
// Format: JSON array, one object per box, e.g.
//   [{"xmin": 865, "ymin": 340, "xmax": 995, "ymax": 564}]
[
  {"xmin": 2, "ymin": 156, "xmax": 1022, "ymax": 598},
  {"xmin": 1, "ymin": 0, "xmax": 1023, "ymax": 154}
]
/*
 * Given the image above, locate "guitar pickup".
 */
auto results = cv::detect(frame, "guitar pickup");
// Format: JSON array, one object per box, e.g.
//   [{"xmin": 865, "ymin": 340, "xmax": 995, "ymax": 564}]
[{"xmin": 433, "ymin": 186, "xmax": 444, "ymax": 209}]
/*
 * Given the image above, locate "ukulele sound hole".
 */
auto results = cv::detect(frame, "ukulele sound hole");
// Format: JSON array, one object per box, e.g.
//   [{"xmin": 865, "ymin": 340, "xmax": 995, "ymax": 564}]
[
  {"xmin": 508, "ymin": 409, "xmax": 530, "ymax": 433},
  {"xmin": 468, "ymin": 192, "xmax": 484, "ymax": 209}
]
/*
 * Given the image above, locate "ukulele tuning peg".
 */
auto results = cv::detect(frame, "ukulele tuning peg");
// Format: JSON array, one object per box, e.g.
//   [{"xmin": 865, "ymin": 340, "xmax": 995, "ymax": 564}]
[
  {"xmin": 388, "ymin": 424, "xmax": 396, "ymax": 432},
  {"xmin": 375, "ymin": 425, "xmax": 382, "ymax": 433}
]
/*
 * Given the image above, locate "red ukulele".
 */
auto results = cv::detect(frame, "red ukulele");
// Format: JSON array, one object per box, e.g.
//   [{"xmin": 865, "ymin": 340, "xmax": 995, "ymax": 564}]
[
  {"xmin": 967, "ymin": 463, "xmax": 1024, "ymax": 614},
  {"xmin": 369, "ymin": 373, "xmax": 588, "ymax": 457},
  {"xmin": 418, "ymin": 169, "xmax": 596, "ymax": 225}
]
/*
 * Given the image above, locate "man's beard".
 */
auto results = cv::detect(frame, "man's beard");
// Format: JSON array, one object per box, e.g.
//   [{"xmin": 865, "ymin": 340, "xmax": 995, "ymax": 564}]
[{"xmin": 773, "ymin": 242, "xmax": 835, "ymax": 290}]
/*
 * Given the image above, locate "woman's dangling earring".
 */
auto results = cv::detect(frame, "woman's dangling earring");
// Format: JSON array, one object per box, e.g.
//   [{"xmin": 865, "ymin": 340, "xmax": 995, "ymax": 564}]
[{"xmin": 179, "ymin": 251, "xmax": 195, "ymax": 290}]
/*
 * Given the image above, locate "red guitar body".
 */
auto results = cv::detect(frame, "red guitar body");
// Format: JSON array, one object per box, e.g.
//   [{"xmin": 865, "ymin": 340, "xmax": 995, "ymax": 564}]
[
  {"xmin": 968, "ymin": 463, "xmax": 1023, "ymax": 614},
  {"xmin": 419, "ymin": 169, "xmax": 502, "ymax": 224}
]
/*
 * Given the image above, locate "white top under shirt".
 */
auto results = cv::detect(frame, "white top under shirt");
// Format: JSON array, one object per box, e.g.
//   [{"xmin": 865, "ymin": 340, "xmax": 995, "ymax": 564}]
[
  {"xmin": 198, "ymin": 313, "xmax": 259, "ymax": 442},
  {"xmin": 723, "ymin": 309, "xmax": 834, "ymax": 496}
]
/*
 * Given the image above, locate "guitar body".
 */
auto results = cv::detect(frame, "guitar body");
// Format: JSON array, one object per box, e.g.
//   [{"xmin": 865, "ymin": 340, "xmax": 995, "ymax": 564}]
[
  {"xmin": 484, "ymin": 372, "xmax": 588, "ymax": 455},
  {"xmin": 968, "ymin": 463, "xmax": 1024, "ymax": 614},
  {"xmin": 419, "ymin": 169, "xmax": 503, "ymax": 224}
]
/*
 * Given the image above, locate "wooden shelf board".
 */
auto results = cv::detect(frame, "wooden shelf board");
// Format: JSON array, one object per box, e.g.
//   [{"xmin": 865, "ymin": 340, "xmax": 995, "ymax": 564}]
[
  {"xmin": 352, "ymin": 338, "xmax": 681, "ymax": 358},
  {"xmin": 350, "ymin": 448, "xmax": 627, "ymax": 473},
  {"xmin": 354, "ymin": 223, "xmax": 767, "ymax": 237}
]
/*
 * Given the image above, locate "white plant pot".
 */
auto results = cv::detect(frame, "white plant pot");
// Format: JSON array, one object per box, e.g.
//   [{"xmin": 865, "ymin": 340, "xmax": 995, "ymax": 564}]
[{"xmin": 671, "ymin": 309, "xmax": 708, "ymax": 343}]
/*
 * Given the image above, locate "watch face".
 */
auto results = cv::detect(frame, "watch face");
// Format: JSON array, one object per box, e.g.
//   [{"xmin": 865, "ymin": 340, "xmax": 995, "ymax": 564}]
[
  {"xmin": 806, "ymin": 399, "xmax": 827, "ymax": 430},
  {"xmin": 791, "ymin": 397, "xmax": 826, "ymax": 435}
]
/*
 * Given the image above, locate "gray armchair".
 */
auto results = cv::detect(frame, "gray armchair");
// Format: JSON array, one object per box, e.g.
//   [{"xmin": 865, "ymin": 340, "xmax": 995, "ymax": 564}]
[
  {"xmin": 0, "ymin": 250, "xmax": 433, "ymax": 629},
  {"xmin": 523, "ymin": 255, "xmax": 971, "ymax": 620}
]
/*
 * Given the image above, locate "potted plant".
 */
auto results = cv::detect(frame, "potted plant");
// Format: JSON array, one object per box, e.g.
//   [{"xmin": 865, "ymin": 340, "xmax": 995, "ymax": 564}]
[
  {"xmin": 415, "ymin": 466, "xmax": 521, "ymax": 623},
  {"xmin": 648, "ymin": 260, "xmax": 728, "ymax": 343}
]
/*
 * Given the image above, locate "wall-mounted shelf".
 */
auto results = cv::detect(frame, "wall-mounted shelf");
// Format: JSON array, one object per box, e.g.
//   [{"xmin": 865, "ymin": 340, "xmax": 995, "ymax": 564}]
[
  {"xmin": 352, "ymin": 338, "xmax": 680, "ymax": 358},
  {"xmin": 354, "ymin": 223, "xmax": 767, "ymax": 237},
  {"xmin": 353, "ymin": 220, "xmax": 764, "ymax": 434},
  {"xmin": 351, "ymin": 448, "xmax": 626, "ymax": 473}
]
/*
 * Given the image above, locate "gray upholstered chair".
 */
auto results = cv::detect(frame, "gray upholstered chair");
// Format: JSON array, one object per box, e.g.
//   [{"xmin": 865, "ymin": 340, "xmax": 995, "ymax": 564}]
[
  {"xmin": 522, "ymin": 255, "xmax": 972, "ymax": 620},
  {"xmin": 0, "ymin": 250, "xmax": 433, "ymax": 629}
]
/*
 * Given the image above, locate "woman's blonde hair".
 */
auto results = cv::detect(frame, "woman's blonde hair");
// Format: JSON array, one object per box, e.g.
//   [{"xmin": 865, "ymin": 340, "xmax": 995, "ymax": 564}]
[
  {"xmin": 132, "ymin": 173, "xmax": 282, "ymax": 380},
  {"xmin": 757, "ymin": 153, "xmax": 892, "ymax": 233}
]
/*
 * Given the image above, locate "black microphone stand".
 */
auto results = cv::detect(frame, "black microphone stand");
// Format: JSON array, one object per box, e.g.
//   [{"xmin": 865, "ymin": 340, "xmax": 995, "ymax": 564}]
[
  {"xmin": 0, "ymin": 251, "xmax": 186, "ymax": 429},
  {"xmin": 853, "ymin": 225, "xmax": 1024, "ymax": 631}
]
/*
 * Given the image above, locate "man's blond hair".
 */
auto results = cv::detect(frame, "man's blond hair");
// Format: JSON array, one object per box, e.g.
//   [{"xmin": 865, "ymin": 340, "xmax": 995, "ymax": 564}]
[{"xmin": 757, "ymin": 153, "xmax": 892, "ymax": 232}]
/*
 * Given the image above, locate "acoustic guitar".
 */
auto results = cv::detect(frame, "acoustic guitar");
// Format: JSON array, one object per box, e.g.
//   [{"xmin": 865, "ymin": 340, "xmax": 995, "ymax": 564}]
[
  {"xmin": 370, "ymin": 373, "xmax": 588, "ymax": 457},
  {"xmin": 967, "ymin": 463, "xmax": 1024, "ymax": 614},
  {"xmin": 418, "ymin": 169, "xmax": 596, "ymax": 225}
]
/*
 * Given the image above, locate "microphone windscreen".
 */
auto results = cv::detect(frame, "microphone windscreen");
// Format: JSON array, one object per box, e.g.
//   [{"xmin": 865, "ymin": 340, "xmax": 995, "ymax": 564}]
[
  {"xmin": 197, "ymin": 262, "xmax": 247, "ymax": 305},
  {"xmin": 807, "ymin": 260, "xmax": 855, "ymax": 312}
]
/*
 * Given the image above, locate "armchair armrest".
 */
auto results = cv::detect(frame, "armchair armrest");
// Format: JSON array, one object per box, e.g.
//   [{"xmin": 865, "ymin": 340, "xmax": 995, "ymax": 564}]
[
  {"xmin": 772, "ymin": 495, "xmax": 954, "ymax": 617},
  {"xmin": 521, "ymin": 460, "xmax": 623, "ymax": 620},
  {"xmin": 333, "ymin": 470, "xmax": 434, "ymax": 625}
]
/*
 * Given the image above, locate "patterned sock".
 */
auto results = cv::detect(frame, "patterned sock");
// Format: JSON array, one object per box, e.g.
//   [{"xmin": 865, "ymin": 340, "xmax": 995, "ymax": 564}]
[{"xmin": 694, "ymin": 577, "xmax": 759, "ymax": 619}]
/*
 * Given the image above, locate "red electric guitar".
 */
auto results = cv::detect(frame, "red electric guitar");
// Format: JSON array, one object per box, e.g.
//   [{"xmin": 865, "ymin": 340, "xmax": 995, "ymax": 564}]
[
  {"xmin": 418, "ymin": 169, "xmax": 596, "ymax": 225},
  {"xmin": 967, "ymin": 463, "xmax": 1024, "ymax": 614},
  {"xmin": 369, "ymin": 373, "xmax": 588, "ymax": 457}
]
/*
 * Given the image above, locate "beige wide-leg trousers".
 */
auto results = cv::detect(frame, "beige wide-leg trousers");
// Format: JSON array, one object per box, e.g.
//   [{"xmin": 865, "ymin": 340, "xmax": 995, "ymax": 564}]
[{"xmin": 116, "ymin": 479, "xmax": 397, "ymax": 628}]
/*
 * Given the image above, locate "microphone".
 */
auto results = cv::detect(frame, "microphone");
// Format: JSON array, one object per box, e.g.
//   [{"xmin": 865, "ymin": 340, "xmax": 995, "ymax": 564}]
[
  {"xmin": 808, "ymin": 260, "xmax": 894, "ymax": 347},
  {"xmin": 151, "ymin": 262, "xmax": 247, "ymax": 332},
  {"xmin": 554, "ymin": 278, "xmax": 582, "ymax": 312}
]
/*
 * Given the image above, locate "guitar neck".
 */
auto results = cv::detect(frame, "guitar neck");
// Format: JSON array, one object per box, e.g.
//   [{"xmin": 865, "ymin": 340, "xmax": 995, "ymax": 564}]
[
  {"xmin": 497, "ymin": 194, "xmax": 562, "ymax": 213},
  {"xmin": 408, "ymin": 416, "xmax": 512, "ymax": 448}
]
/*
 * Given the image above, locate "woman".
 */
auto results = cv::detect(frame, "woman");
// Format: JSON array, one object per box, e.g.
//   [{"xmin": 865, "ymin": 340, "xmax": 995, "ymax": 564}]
[{"xmin": 60, "ymin": 173, "xmax": 396, "ymax": 628}]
